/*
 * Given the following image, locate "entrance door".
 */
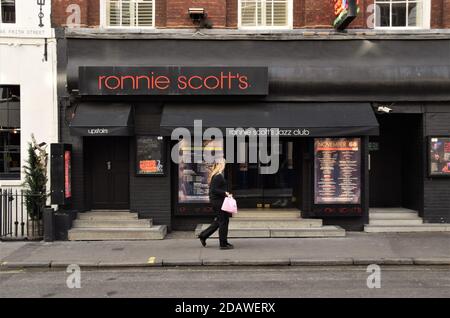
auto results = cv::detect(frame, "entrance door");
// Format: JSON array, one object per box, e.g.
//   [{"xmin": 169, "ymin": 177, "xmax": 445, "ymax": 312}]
[
  {"xmin": 87, "ymin": 137, "xmax": 130, "ymax": 210},
  {"xmin": 230, "ymin": 140, "xmax": 298, "ymax": 209}
]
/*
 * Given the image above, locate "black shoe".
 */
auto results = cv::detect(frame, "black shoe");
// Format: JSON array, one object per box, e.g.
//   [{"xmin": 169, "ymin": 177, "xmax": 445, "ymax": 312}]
[
  {"xmin": 226, "ymin": 243, "xmax": 234, "ymax": 248},
  {"xmin": 220, "ymin": 245, "xmax": 234, "ymax": 250},
  {"xmin": 198, "ymin": 236, "xmax": 207, "ymax": 247}
]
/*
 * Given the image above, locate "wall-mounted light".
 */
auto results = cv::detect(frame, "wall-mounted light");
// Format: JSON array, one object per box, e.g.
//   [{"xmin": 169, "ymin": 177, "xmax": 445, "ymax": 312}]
[
  {"xmin": 37, "ymin": 0, "xmax": 46, "ymax": 27},
  {"xmin": 188, "ymin": 8, "xmax": 205, "ymax": 22},
  {"xmin": 188, "ymin": 8, "xmax": 212, "ymax": 28}
]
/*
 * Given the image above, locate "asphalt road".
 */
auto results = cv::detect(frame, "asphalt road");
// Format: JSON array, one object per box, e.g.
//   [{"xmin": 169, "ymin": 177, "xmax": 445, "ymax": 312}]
[{"xmin": 0, "ymin": 266, "xmax": 449, "ymax": 298}]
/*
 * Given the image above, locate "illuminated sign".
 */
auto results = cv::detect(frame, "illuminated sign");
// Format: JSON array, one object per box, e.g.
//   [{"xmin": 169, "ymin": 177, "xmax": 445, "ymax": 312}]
[
  {"xmin": 333, "ymin": 0, "xmax": 359, "ymax": 31},
  {"xmin": 50, "ymin": 143, "xmax": 72, "ymax": 206},
  {"xmin": 79, "ymin": 67, "xmax": 268, "ymax": 96}
]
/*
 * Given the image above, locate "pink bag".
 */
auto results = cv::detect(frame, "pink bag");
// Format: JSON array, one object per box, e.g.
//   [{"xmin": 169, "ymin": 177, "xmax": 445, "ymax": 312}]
[{"xmin": 221, "ymin": 197, "xmax": 238, "ymax": 214}]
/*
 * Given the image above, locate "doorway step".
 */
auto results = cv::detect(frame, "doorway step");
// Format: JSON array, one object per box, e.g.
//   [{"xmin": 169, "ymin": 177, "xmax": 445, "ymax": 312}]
[
  {"xmin": 68, "ymin": 211, "xmax": 167, "ymax": 240},
  {"xmin": 364, "ymin": 208, "xmax": 450, "ymax": 233},
  {"xmin": 195, "ymin": 209, "xmax": 346, "ymax": 238}
]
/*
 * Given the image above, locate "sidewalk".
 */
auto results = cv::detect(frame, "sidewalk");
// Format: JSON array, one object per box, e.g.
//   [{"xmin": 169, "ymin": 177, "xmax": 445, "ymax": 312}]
[{"xmin": 1, "ymin": 232, "xmax": 450, "ymax": 269}]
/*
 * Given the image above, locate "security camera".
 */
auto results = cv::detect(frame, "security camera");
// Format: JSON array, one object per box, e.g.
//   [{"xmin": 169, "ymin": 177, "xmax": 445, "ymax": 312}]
[{"xmin": 377, "ymin": 106, "xmax": 393, "ymax": 114}]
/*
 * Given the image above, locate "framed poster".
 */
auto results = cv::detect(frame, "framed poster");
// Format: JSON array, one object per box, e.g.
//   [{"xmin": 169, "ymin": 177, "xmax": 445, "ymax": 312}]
[
  {"xmin": 314, "ymin": 138, "xmax": 361, "ymax": 204},
  {"xmin": 64, "ymin": 150, "xmax": 72, "ymax": 199},
  {"xmin": 177, "ymin": 138, "xmax": 224, "ymax": 204},
  {"xmin": 136, "ymin": 136, "xmax": 165, "ymax": 176},
  {"xmin": 50, "ymin": 143, "xmax": 72, "ymax": 206},
  {"xmin": 428, "ymin": 137, "xmax": 450, "ymax": 177}
]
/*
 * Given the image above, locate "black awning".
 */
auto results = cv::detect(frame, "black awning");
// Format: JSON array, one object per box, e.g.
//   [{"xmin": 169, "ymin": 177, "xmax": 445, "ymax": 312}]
[
  {"xmin": 69, "ymin": 102, "xmax": 134, "ymax": 136},
  {"xmin": 160, "ymin": 103, "xmax": 379, "ymax": 137}
]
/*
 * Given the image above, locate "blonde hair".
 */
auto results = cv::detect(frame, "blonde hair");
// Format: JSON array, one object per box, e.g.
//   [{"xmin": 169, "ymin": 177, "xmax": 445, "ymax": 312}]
[{"xmin": 208, "ymin": 158, "xmax": 226, "ymax": 184}]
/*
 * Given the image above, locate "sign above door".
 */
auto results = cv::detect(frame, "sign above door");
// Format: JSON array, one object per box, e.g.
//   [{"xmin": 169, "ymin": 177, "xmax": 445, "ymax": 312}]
[{"xmin": 78, "ymin": 67, "xmax": 268, "ymax": 96}]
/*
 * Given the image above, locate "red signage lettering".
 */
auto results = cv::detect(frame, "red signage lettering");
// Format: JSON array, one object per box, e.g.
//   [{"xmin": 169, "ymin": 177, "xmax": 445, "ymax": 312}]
[
  {"xmin": 98, "ymin": 72, "xmax": 250, "ymax": 92},
  {"xmin": 80, "ymin": 67, "xmax": 268, "ymax": 96}
]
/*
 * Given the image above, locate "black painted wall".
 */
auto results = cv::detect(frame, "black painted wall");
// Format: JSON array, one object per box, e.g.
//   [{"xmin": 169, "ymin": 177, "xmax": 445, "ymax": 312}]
[
  {"xmin": 57, "ymin": 31, "xmax": 87, "ymax": 214},
  {"xmin": 369, "ymin": 116, "xmax": 403, "ymax": 207},
  {"xmin": 424, "ymin": 109, "xmax": 450, "ymax": 223},
  {"xmin": 401, "ymin": 115, "xmax": 423, "ymax": 212},
  {"xmin": 130, "ymin": 104, "xmax": 172, "ymax": 228}
]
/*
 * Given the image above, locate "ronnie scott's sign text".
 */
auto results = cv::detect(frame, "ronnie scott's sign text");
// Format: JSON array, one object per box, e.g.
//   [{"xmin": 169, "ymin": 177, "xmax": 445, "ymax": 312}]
[{"xmin": 79, "ymin": 67, "xmax": 268, "ymax": 95}]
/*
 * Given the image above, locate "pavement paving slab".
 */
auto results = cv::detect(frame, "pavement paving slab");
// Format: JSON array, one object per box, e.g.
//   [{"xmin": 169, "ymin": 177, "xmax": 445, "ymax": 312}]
[{"xmin": 0, "ymin": 232, "xmax": 449, "ymax": 269}]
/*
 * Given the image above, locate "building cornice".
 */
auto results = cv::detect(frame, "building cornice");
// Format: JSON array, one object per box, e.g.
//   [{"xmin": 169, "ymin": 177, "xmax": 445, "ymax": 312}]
[{"xmin": 63, "ymin": 28, "xmax": 450, "ymax": 40}]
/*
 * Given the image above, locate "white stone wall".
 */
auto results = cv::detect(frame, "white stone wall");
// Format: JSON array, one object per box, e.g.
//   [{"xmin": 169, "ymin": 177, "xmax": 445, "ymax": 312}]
[{"xmin": 0, "ymin": 0, "xmax": 58, "ymax": 189}]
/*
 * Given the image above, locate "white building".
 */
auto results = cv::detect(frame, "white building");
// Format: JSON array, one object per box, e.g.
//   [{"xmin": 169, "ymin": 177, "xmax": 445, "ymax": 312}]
[{"xmin": 0, "ymin": 0, "xmax": 58, "ymax": 190}]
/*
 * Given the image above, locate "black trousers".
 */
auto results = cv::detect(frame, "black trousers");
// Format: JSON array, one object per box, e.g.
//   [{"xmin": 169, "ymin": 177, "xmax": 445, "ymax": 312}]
[{"xmin": 199, "ymin": 205, "xmax": 230, "ymax": 247}]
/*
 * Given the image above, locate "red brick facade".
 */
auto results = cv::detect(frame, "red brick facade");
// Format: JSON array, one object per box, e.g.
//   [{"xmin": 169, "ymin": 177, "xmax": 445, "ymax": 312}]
[{"xmin": 52, "ymin": 0, "xmax": 450, "ymax": 29}]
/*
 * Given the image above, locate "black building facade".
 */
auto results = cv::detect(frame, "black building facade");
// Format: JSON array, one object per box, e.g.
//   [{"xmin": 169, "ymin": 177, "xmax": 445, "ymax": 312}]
[{"xmin": 56, "ymin": 30, "xmax": 450, "ymax": 232}]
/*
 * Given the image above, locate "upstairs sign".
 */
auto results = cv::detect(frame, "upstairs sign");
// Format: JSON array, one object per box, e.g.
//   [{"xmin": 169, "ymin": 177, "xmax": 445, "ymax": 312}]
[{"xmin": 333, "ymin": 0, "xmax": 359, "ymax": 31}]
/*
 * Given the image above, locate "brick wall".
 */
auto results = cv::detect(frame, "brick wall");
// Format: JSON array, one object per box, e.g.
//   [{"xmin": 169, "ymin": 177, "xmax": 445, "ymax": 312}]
[
  {"xmin": 88, "ymin": 0, "xmax": 100, "ymax": 27},
  {"xmin": 52, "ymin": 0, "xmax": 99, "ymax": 27},
  {"xmin": 226, "ymin": 0, "xmax": 237, "ymax": 28},
  {"xmin": 51, "ymin": 0, "xmax": 449, "ymax": 29},
  {"xmin": 155, "ymin": 0, "xmax": 167, "ymax": 27},
  {"xmin": 445, "ymin": 0, "xmax": 450, "ymax": 28},
  {"xmin": 52, "ymin": 0, "xmax": 88, "ymax": 27}
]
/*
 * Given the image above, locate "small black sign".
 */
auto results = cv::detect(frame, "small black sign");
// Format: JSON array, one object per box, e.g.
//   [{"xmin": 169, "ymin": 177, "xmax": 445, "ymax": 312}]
[
  {"xmin": 79, "ymin": 66, "xmax": 269, "ymax": 96},
  {"xmin": 368, "ymin": 142, "xmax": 379, "ymax": 152}
]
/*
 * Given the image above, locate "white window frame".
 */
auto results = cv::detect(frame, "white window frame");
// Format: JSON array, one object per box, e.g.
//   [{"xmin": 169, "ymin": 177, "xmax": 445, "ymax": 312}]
[
  {"xmin": 374, "ymin": 0, "xmax": 431, "ymax": 30},
  {"xmin": 100, "ymin": 0, "xmax": 155, "ymax": 29},
  {"xmin": 238, "ymin": 0, "xmax": 293, "ymax": 30}
]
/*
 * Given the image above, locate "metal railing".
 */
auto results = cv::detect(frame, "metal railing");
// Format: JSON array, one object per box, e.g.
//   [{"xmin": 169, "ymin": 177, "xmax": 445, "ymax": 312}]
[{"xmin": 0, "ymin": 188, "xmax": 44, "ymax": 240}]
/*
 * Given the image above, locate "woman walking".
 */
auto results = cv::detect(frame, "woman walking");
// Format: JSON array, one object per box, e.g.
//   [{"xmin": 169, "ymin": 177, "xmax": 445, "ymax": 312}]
[{"xmin": 198, "ymin": 158, "xmax": 234, "ymax": 250}]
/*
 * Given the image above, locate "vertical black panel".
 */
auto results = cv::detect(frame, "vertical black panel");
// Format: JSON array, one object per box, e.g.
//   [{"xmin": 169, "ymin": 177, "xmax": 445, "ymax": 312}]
[
  {"xmin": 129, "ymin": 104, "xmax": 172, "ymax": 228},
  {"xmin": 57, "ymin": 30, "xmax": 87, "ymax": 213},
  {"xmin": 424, "ymin": 110, "xmax": 450, "ymax": 223},
  {"xmin": 401, "ymin": 115, "xmax": 423, "ymax": 212}
]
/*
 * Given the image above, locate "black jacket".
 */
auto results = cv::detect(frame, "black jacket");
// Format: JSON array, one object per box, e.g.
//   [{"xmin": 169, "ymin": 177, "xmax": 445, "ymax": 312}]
[{"xmin": 209, "ymin": 173, "xmax": 227, "ymax": 206}]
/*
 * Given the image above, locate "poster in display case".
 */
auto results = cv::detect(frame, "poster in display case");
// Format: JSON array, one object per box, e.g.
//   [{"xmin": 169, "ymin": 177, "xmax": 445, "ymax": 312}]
[
  {"xmin": 178, "ymin": 139, "xmax": 224, "ymax": 204},
  {"xmin": 428, "ymin": 137, "xmax": 450, "ymax": 177},
  {"xmin": 136, "ymin": 136, "xmax": 165, "ymax": 176},
  {"xmin": 314, "ymin": 138, "xmax": 361, "ymax": 205}
]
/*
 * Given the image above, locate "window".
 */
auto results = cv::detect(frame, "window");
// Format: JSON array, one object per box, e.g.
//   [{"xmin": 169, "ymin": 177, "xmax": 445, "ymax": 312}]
[
  {"xmin": 239, "ymin": 0, "xmax": 292, "ymax": 29},
  {"xmin": 105, "ymin": 0, "xmax": 154, "ymax": 27},
  {"xmin": 0, "ymin": 86, "xmax": 20, "ymax": 180},
  {"xmin": 375, "ymin": 0, "xmax": 429, "ymax": 28},
  {"xmin": 1, "ymin": 0, "xmax": 15, "ymax": 23}
]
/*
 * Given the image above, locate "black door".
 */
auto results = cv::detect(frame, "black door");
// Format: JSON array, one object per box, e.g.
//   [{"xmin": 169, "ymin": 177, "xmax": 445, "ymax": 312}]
[
  {"xmin": 87, "ymin": 137, "xmax": 130, "ymax": 210},
  {"xmin": 230, "ymin": 140, "xmax": 298, "ymax": 209}
]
